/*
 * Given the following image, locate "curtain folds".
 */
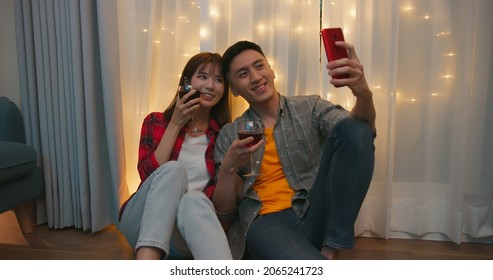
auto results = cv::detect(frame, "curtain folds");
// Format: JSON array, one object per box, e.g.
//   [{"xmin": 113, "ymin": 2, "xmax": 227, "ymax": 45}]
[{"xmin": 14, "ymin": 0, "xmax": 127, "ymax": 231}]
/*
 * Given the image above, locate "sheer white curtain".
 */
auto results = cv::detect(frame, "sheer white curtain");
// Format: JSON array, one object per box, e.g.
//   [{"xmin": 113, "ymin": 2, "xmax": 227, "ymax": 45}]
[
  {"xmin": 117, "ymin": 0, "xmax": 493, "ymax": 243},
  {"xmin": 118, "ymin": 0, "xmax": 321, "ymax": 192},
  {"xmin": 323, "ymin": 0, "xmax": 493, "ymax": 243},
  {"xmin": 117, "ymin": 0, "xmax": 203, "ymax": 191}
]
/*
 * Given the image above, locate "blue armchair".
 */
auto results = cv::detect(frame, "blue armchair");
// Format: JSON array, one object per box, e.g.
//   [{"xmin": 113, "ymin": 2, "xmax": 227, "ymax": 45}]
[{"xmin": 0, "ymin": 96, "xmax": 44, "ymax": 233}]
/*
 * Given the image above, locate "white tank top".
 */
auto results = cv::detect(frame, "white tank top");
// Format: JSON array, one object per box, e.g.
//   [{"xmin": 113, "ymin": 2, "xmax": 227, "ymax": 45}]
[{"xmin": 177, "ymin": 134, "xmax": 210, "ymax": 192}]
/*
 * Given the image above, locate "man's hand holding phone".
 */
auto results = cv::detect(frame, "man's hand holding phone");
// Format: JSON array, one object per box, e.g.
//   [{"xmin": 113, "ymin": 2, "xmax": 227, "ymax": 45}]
[
  {"xmin": 321, "ymin": 27, "xmax": 349, "ymax": 85},
  {"xmin": 321, "ymin": 27, "xmax": 367, "ymax": 94}
]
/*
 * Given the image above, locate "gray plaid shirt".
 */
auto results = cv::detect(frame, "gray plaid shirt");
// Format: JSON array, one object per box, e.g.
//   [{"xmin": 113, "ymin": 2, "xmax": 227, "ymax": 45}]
[{"xmin": 214, "ymin": 94, "xmax": 350, "ymax": 259}]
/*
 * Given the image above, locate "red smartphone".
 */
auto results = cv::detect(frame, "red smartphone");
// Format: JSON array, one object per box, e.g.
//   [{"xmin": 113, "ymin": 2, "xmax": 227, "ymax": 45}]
[{"xmin": 320, "ymin": 27, "xmax": 349, "ymax": 80}]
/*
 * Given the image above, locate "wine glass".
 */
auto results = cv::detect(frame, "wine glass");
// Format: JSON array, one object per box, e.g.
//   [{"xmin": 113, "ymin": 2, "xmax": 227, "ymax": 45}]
[
  {"xmin": 237, "ymin": 120, "xmax": 264, "ymax": 176},
  {"xmin": 179, "ymin": 76, "xmax": 202, "ymax": 133}
]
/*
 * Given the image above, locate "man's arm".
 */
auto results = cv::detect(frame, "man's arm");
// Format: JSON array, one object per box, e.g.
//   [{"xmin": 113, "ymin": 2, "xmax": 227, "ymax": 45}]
[
  {"xmin": 213, "ymin": 133, "xmax": 264, "ymax": 229},
  {"xmin": 327, "ymin": 41, "xmax": 376, "ymax": 130},
  {"xmin": 350, "ymin": 92, "xmax": 376, "ymax": 130}
]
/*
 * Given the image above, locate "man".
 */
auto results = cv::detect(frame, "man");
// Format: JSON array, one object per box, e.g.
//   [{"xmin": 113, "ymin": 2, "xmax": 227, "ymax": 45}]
[{"xmin": 213, "ymin": 40, "xmax": 376, "ymax": 260}]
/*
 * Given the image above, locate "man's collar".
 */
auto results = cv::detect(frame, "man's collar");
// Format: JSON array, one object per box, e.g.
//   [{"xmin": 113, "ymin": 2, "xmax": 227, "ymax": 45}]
[{"xmin": 244, "ymin": 92, "xmax": 284, "ymax": 120}]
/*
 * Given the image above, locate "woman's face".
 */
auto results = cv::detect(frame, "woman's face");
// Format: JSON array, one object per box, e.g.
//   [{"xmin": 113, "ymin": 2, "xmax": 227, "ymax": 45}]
[{"xmin": 190, "ymin": 62, "xmax": 225, "ymax": 109}]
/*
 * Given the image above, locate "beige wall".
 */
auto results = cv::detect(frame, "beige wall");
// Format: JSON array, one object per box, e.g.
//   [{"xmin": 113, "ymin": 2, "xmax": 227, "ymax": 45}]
[{"xmin": 0, "ymin": 0, "xmax": 20, "ymax": 107}]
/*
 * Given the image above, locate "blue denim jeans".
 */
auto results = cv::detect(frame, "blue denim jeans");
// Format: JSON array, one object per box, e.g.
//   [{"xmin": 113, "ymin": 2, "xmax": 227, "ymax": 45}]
[
  {"xmin": 118, "ymin": 161, "xmax": 232, "ymax": 260},
  {"xmin": 246, "ymin": 118, "xmax": 375, "ymax": 259}
]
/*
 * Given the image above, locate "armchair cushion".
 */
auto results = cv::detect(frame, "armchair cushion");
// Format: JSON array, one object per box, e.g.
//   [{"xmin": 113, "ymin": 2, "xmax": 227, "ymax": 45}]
[
  {"xmin": 0, "ymin": 96, "xmax": 44, "ymax": 232},
  {"xmin": 0, "ymin": 96, "xmax": 25, "ymax": 143},
  {"xmin": 0, "ymin": 141, "xmax": 37, "ymax": 184}
]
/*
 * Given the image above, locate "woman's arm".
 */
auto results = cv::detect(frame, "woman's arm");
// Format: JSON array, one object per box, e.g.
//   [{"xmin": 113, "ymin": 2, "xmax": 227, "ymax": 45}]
[{"xmin": 154, "ymin": 91, "xmax": 200, "ymax": 165}]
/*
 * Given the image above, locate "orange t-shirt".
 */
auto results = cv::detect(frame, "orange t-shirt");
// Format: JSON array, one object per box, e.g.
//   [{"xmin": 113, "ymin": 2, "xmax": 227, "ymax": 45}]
[{"xmin": 254, "ymin": 128, "xmax": 295, "ymax": 215}]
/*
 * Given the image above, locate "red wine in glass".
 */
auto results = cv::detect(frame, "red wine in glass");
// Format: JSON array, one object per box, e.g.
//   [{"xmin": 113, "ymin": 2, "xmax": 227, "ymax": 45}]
[
  {"xmin": 238, "ymin": 131, "xmax": 263, "ymax": 147},
  {"xmin": 179, "ymin": 77, "xmax": 201, "ymax": 103},
  {"xmin": 178, "ymin": 76, "xmax": 203, "ymax": 133},
  {"xmin": 237, "ymin": 120, "xmax": 264, "ymax": 176}
]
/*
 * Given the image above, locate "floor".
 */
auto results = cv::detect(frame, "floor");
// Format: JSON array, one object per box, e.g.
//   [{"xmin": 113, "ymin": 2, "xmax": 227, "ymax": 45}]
[
  {"xmin": 1, "ymin": 210, "xmax": 492, "ymax": 260},
  {"xmin": 0, "ymin": 210, "xmax": 134, "ymax": 260}
]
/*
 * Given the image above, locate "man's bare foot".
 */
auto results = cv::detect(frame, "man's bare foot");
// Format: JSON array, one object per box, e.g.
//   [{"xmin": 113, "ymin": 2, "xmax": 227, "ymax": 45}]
[{"xmin": 321, "ymin": 246, "xmax": 340, "ymax": 260}]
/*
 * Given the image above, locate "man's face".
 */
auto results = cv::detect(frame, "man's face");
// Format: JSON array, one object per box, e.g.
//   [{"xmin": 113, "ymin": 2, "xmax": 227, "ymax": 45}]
[{"xmin": 227, "ymin": 49, "xmax": 276, "ymax": 105}]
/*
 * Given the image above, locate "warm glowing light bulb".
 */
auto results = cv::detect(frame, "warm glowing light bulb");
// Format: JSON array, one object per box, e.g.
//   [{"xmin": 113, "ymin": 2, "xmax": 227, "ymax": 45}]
[
  {"xmin": 257, "ymin": 24, "xmax": 267, "ymax": 33},
  {"xmin": 210, "ymin": 8, "xmax": 219, "ymax": 18},
  {"xmin": 402, "ymin": 6, "xmax": 414, "ymax": 12},
  {"xmin": 200, "ymin": 27, "xmax": 209, "ymax": 38}
]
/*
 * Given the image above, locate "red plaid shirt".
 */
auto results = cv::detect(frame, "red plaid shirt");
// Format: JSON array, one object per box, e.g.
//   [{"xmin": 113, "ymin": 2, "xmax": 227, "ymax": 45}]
[{"xmin": 119, "ymin": 112, "xmax": 220, "ymax": 219}]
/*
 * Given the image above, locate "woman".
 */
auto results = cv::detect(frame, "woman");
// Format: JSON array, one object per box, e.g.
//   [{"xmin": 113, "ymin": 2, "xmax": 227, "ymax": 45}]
[{"xmin": 118, "ymin": 52, "xmax": 232, "ymax": 260}]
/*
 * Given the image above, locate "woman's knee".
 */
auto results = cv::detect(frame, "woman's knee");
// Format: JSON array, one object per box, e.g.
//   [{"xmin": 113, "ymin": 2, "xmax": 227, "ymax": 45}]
[
  {"xmin": 141, "ymin": 162, "xmax": 189, "ymax": 202},
  {"xmin": 155, "ymin": 161, "xmax": 187, "ymax": 178},
  {"xmin": 151, "ymin": 161, "xmax": 188, "ymax": 191}
]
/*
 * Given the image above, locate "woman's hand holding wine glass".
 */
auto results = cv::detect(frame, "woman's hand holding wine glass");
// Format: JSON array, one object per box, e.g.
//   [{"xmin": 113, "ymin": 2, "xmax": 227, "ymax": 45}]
[
  {"xmin": 171, "ymin": 85, "xmax": 200, "ymax": 130},
  {"xmin": 178, "ymin": 76, "xmax": 203, "ymax": 133}
]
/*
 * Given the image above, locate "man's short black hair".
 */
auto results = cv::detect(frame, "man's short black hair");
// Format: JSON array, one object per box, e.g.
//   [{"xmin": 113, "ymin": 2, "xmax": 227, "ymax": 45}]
[{"xmin": 222, "ymin": 41, "xmax": 266, "ymax": 76}]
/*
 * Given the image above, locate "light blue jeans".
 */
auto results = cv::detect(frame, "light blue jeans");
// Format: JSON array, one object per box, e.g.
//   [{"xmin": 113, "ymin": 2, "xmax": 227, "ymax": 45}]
[
  {"xmin": 117, "ymin": 161, "xmax": 232, "ymax": 259},
  {"xmin": 246, "ymin": 118, "xmax": 375, "ymax": 259}
]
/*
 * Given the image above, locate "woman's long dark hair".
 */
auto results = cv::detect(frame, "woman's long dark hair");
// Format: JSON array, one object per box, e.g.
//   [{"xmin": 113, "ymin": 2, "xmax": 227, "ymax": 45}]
[{"xmin": 163, "ymin": 52, "xmax": 231, "ymax": 128}]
